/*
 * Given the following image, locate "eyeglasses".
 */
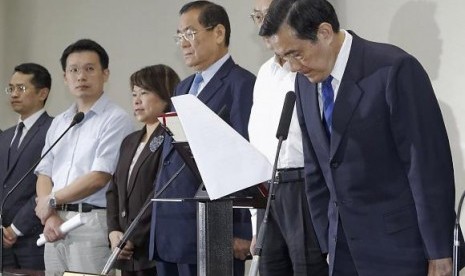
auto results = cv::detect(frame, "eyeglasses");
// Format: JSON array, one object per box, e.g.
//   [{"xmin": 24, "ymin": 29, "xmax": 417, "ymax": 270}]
[
  {"xmin": 174, "ymin": 26, "xmax": 214, "ymax": 45},
  {"xmin": 66, "ymin": 65, "xmax": 97, "ymax": 76},
  {"xmin": 5, "ymin": 84, "xmax": 27, "ymax": 95},
  {"xmin": 250, "ymin": 10, "xmax": 267, "ymax": 25}
]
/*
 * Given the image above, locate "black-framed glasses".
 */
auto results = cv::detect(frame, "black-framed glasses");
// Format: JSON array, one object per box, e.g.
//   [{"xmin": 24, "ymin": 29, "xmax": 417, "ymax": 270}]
[
  {"xmin": 5, "ymin": 84, "xmax": 27, "ymax": 95},
  {"xmin": 174, "ymin": 26, "xmax": 214, "ymax": 45},
  {"xmin": 250, "ymin": 10, "xmax": 267, "ymax": 25}
]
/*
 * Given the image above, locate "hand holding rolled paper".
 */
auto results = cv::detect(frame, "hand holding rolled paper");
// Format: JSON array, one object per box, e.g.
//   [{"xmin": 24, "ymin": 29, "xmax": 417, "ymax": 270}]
[{"xmin": 36, "ymin": 213, "xmax": 86, "ymax": 246}]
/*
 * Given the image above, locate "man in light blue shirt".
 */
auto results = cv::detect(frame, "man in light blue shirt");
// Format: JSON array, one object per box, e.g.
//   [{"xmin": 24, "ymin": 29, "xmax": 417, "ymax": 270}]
[{"xmin": 34, "ymin": 39, "xmax": 133, "ymax": 274}]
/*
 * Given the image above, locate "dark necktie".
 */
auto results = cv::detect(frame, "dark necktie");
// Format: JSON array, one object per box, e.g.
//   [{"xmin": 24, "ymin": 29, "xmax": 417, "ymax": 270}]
[
  {"xmin": 8, "ymin": 122, "xmax": 25, "ymax": 168},
  {"xmin": 189, "ymin": 73, "xmax": 203, "ymax": 96},
  {"xmin": 322, "ymin": 75, "xmax": 334, "ymax": 138}
]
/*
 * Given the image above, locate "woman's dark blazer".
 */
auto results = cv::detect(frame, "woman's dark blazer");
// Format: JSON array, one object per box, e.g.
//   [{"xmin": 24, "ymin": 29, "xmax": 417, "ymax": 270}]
[{"xmin": 106, "ymin": 125, "xmax": 164, "ymax": 271}]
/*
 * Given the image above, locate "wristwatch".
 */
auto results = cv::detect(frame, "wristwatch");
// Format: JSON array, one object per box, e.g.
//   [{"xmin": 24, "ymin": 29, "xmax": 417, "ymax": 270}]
[{"xmin": 48, "ymin": 192, "xmax": 57, "ymax": 208}]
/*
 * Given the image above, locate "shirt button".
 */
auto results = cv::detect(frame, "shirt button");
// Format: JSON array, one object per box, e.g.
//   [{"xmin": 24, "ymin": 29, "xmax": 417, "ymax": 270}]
[
  {"xmin": 330, "ymin": 162, "xmax": 339, "ymax": 168},
  {"xmin": 163, "ymin": 160, "xmax": 170, "ymax": 166},
  {"xmin": 121, "ymin": 210, "xmax": 126, "ymax": 218}
]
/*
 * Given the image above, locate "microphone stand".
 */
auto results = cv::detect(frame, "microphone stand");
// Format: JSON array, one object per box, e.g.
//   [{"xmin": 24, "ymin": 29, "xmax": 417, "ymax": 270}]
[
  {"xmin": 248, "ymin": 136, "xmax": 283, "ymax": 276},
  {"xmin": 248, "ymin": 91, "xmax": 295, "ymax": 276},
  {"xmin": 453, "ymin": 190, "xmax": 465, "ymax": 276},
  {"xmin": 0, "ymin": 112, "xmax": 84, "ymax": 275},
  {"xmin": 101, "ymin": 164, "xmax": 185, "ymax": 275}
]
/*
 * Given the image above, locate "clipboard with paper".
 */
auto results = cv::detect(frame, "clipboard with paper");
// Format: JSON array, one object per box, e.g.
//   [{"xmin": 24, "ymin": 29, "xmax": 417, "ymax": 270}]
[{"xmin": 157, "ymin": 94, "xmax": 270, "ymax": 204}]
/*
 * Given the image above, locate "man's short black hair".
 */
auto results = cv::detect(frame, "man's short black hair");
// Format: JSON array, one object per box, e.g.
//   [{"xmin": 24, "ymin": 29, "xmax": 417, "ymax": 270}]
[
  {"xmin": 60, "ymin": 39, "xmax": 109, "ymax": 71},
  {"xmin": 180, "ymin": 1, "xmax": 231, "ymax": 46},
  {"xmin": 260, "ymin": 0, "xmax": 339, "ymax": 42}
]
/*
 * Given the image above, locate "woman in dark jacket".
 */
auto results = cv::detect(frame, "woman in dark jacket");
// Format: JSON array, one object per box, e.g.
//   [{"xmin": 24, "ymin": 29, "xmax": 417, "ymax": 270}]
[{"xmin": 106, "ymin": 64, "xmax": 180, "ymax": 276}]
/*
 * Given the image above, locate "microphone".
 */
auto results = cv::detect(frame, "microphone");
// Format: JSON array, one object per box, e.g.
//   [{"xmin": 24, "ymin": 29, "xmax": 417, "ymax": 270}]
[
  {"xmin": 276, "ymin": 91, "xmax": 296, "ymax": 139},
  {"xmin": 71, "ymin": 111, "xmax": 85, "ymax": 126},
  {"xmin": 0, "ymin": 111, "xmax": 84, "ymax": 274},
  {"xmin": 249, "ymin": 91, "xmax": 296, "ymax": 276}
]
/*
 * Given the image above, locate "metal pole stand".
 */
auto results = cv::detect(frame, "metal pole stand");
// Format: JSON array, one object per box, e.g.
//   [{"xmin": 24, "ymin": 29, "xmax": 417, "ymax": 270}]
[{"xmin": 197, "ymin": 200, "xmax": 233, "ymax": 276}]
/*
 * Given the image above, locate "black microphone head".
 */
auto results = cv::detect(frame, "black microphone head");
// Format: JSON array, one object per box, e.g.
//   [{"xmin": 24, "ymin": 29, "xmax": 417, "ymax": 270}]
[
  {"xmin": 71, "ymin": 112, "xmax": 85, "ymax": 126},
  {"xmin": 276, "ymin": 91, "xmax": 296, "ymax": 140}
]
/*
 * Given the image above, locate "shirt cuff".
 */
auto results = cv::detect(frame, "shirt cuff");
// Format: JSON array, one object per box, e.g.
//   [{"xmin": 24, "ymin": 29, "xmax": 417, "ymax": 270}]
[{"xmin": 10, "ymin": 224, "xmax": 24, "ymax": 237}]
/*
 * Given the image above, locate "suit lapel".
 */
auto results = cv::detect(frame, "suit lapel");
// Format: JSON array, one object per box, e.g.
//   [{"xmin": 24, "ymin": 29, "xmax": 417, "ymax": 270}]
[
  {"xmin": 121, "ymin": 130, "xmax": 144, "ymax": 198},
  {"xmin": 297, "ymin": 75, "xmax": 330, "ymax": 157},
  {"xmin": 7, "ymin": 113, "xmax": 47, "ymax": 177},
  {"xmin": 127, "ymin": 126, "xmax": 163, "ymax": 196},
  {"xmin": 196, "ymin": 57, "xmax": 235, "ymax": 105},
  {"xmin": 162, "ymin": 57, "xmax": 235, "ymax": 160},
  {"xmin": 330, "ymin": 32, "xmax": 366, "ymax": 158}
]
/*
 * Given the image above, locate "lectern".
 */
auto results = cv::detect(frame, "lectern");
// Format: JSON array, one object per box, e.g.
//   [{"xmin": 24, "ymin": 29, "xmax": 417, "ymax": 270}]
[{"xmin": 153, "ymin": 141, "xmax": 266, "ymax": 276}]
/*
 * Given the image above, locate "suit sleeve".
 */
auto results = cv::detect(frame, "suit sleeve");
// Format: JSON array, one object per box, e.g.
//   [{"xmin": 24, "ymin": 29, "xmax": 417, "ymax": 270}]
[
  {"xmin": 295, "ymin": 79, "xmax": 330, "ymax": 253},
  {"xmin": 106, "ymin": 168, "xmax": 122, "ymax": 233},
  {"xmin": 12, "ymin": 195, "xmax": 42, "ymax": 236},
  {"xmin": 388, "ymin": 56, "xmax": 455, "ymax": 259}
]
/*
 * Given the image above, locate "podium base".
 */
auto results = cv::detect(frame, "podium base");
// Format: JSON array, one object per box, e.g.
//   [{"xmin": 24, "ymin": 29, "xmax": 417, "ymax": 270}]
[{"xmin": 197, "ymin": 200, "xmax": 233, "ymax": 276}]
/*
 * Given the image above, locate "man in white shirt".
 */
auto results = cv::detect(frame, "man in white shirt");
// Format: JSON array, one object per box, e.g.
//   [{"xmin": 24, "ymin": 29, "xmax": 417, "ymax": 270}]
[
  {"xmin": 248, "ymin": 0, "xmax": 328, "ymax": 275},
  {"xmin": 0, "ymin": 63, "xmax": 53, "ymax": 270},
  {"xmin": 34, "ymin": 39, "xmax": 134, "ymax": 274}
]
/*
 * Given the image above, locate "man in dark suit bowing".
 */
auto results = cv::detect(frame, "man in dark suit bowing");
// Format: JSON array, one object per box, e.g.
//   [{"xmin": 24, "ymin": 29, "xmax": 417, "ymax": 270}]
[
  {"xmin": 0, "ymin": 63, "xmax": 53, "ymax": 270},
  {"xmin": 260, "ymin": 0, "xmax": 460, "ymax": 275},
  {"xmin": 149, "ymin": 1, "xmax": 255, "ymax": 276}
]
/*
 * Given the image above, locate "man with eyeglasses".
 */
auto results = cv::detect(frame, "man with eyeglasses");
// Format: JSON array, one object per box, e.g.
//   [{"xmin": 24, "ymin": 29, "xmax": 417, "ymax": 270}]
[
  {"xmin": 0, "ymin": 63, "xmax": 53, "ymax": 270},
  {"xmin": 247, "ymin": 0, "xmax": 328, "ymax": 275},
  {"xmin": 34, "ymin": 39, "xmax": 133, "ymax": 274},
  {"xmin": 149, "ymin": 1, "xmax": 255, "ymax": 276}
]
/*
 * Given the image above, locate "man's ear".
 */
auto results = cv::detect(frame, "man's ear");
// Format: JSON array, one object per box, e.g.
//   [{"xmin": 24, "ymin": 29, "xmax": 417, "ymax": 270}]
[
  {"xmin": 317, "ymin": 22, "xmax": 334, "ymax": 43},
  {"xmin": 214, "ymin": 24, "xmax": 226, "ymax": 45},
  {"xmin": 103, "ymin": 68, "xmax": 110, "ymax": 82}
]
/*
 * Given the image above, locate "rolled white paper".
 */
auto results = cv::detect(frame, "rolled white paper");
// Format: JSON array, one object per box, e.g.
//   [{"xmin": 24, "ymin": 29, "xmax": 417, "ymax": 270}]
[{"xmin": 36, "ymin": 213, "xmax": 86, "ymax": 246}]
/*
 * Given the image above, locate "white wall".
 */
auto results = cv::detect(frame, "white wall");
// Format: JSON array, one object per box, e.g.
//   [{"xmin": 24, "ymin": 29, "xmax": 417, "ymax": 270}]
[{"xmin": 2, "ymin": 0, "xmax": 465, "ymax": 208}]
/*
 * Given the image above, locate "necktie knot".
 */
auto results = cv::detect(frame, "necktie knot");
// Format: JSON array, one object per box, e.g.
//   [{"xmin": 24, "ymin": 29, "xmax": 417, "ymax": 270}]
[
  {"xmin": 189, "ymin": 73, "xmax": 204, "ymax": 96},
  {"xmin": 17, "ymin": 122, "xmax": 25, "ymax": 131}
]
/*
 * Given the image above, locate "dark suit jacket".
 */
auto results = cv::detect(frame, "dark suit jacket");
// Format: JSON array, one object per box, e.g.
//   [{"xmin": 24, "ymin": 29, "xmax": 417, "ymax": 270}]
[
  {"xmin": 149, "ymin": 56, "xmax": 255, "ymax": 264},
  {"xmin": 106, "ymin": 125, "xmax": 164, "ymax": 271},
  {"xmin": 0, "ymin": 112, "xmax": 52, "ymax": 258},
  {"xmin": 296, "ymin": 32, "xmax": 459, "ymax": 275}
]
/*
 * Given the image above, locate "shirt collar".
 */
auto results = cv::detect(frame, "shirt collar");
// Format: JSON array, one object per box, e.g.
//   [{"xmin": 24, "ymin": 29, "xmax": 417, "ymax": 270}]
[
  {"xmin": 198, "ymin": 53, "xmax": 231, "ymax": 85},
  {"xmin": 330, "ymin": 29, "xmax": 353, "ymax": 83},
  {"xmin": 18, "ymin": 108, "xmax": 46, "ymax": 131},
  {"xmin": 64, "ymin": 93, "xmax": 109, "ymax": 120}
]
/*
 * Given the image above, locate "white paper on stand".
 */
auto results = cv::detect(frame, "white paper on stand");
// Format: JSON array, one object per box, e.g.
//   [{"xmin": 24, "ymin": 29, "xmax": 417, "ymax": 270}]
[
  {"xmin": 171, "ymin": 94, "xmax": 272, "ymax": 200},
  {"xmin": 36, "ymin": 213, "xmax": 86, "ymax": 246}
]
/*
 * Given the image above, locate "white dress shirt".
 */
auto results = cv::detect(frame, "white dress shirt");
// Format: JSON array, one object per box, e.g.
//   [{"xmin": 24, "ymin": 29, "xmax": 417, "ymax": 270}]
[
  {"xmin": 248, "ymin": 56, "xmax": 303, "ymax": 234},
  {"xmin": 248, "ymin": 56, "xmax": 304, "ymax": 169},
  {"xmin": 318, "ymin": 30, "xmax": 353, "ymax": 114},
  {"xmin": 35, "ymin": 93, "xmax": 134, "ymax": 207}
]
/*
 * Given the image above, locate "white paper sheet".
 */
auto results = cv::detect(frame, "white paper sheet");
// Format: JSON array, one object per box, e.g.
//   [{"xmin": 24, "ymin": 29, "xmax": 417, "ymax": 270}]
[
  {"xmin": 172, "ymin": 95, "xmax": 272, "ymax": 200},
  {"xmin": 36, "ymin": 213, "xmax": 86, "ymax": 246}
]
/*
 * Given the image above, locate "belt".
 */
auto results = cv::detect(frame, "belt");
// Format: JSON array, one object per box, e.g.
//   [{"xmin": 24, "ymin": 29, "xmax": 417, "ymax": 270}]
[
  {"xmin": 55, "ymin": 203, "xmax": 106, "ymax": 213},
  {"xmin": 276, "ymin": 167, "xmax": 304, "ymax": 184}
]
